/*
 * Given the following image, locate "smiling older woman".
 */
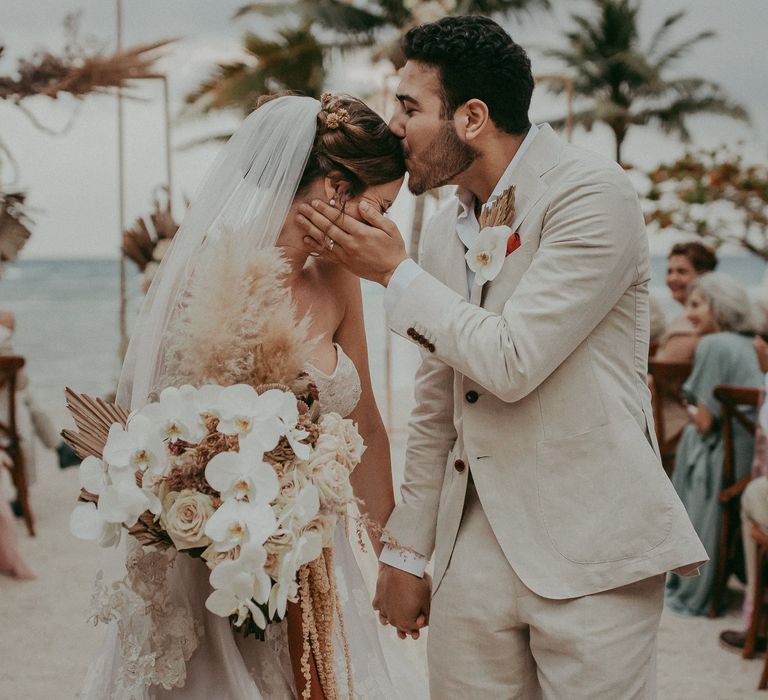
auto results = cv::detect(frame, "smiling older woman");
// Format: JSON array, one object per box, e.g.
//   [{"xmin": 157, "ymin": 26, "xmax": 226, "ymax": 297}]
[{"xmin": 666, "ymin": 272, "xmax": 764, "ymax": 617}]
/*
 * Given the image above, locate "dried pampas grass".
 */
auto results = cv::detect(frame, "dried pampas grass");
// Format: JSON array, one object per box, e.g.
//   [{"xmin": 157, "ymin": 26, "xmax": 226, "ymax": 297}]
[{"xmin": 159, "ymin": 237, "xmax": 314, "ymax": 392}]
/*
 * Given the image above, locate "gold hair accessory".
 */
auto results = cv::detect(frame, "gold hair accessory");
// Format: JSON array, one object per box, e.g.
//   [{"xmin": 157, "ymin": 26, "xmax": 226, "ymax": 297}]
[{"xmin": 320, "ymin": 93, "xmax": 349, "ymax": 129}]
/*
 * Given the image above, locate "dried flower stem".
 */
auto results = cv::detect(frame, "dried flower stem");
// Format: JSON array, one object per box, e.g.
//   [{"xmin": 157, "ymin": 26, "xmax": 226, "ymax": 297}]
[{"xmin": 479, "ymin": 185, "xmax": 516, "ymax": 229}]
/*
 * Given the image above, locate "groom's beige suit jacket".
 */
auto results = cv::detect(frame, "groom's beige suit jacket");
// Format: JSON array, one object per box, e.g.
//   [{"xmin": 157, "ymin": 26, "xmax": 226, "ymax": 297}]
[{"xmin": 385, "ymin": 124, "xmax": 706, "ymax": 599}]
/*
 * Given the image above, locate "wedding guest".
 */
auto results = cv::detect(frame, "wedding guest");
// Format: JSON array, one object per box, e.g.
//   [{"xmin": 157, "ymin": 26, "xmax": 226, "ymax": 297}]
[
  {"xmin": 0, "ymin": 311, "xmax": 78, "ymax": 487},
  {"xmin": 654, "ymin": 241, "xmax": 718, "ymax": 362},
  {"xmin": 719, "ymin": 335, "xmax": 768, "ymax": 651},
  {"xmin": 666, "ymin": 272, "xmax": 763, "ymax": 616},
  {"xmin": 0, "ymin": 449, "xmax": 35, "ymax": 580}
]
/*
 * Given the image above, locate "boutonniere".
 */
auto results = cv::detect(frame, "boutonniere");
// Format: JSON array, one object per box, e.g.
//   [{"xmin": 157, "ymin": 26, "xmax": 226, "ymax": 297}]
[{"xmin": 466, "ymin": 186, "xmax": 519, "ymax": 286}]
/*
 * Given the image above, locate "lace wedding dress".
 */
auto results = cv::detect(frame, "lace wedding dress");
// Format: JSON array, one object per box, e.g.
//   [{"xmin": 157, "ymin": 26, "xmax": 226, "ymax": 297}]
[{"xmin": 80, "ymin": 344, "xmax": 428, "ymax": 700}]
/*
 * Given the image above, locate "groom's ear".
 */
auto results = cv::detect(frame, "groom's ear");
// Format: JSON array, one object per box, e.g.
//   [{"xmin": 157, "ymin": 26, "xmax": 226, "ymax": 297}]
[{"xmin": 458, "ymin": 99, "xmax": 490, "ymax": 142}]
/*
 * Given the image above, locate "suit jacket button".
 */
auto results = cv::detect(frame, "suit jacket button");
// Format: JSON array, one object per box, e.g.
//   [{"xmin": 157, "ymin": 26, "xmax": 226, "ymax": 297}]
[
  {"xmin": 465, "ymin": 390, "xmax": 479, "ymax": 404},
  {"xmin": 454, "ymin": 459, "xmax": 466, "ymax": 473}
]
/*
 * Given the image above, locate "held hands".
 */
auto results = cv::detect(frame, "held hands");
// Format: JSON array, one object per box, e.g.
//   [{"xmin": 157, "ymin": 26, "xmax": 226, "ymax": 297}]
[
  {"xmin": 297, "ymin": 200, "xmax": 408, "ymax": 287},
  {"xmin": 372, "ymin": 563, "xmax": 431, "ymax": 641}
]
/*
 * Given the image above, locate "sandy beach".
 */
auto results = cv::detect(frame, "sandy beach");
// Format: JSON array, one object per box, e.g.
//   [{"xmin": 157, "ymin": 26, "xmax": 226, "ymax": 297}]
[{"xmin": 0, "ymin": 411, "xmax": 766, "ymax": 700}]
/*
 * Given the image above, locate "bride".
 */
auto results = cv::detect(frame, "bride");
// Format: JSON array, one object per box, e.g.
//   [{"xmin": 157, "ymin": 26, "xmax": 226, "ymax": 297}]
[{"xmin": 81, "ymin": 94, "xmax": 428, "ymax": 699}]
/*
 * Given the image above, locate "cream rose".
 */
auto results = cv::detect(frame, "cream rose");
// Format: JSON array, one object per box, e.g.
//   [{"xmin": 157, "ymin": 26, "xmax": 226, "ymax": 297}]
[
  {"xmin": 311, "ymin": 459, "xmax": 354, "ymax": 507},
  {"xmin": 160, "ymin": 489, "xmax": 215, "ymax": 550},
  {"xmin": 318, "ymin": 413, "xmax": 366, "ymax": 472}
]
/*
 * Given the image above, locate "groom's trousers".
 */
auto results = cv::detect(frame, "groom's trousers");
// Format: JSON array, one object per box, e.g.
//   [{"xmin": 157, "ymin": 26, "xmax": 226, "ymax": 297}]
[{"xmin": 428, "ymin": 478, "xmax": 665, "ymax": 699}]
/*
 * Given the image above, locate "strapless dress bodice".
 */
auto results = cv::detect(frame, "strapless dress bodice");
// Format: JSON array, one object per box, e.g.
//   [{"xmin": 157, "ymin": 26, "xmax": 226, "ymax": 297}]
[{"xmin": 305, "ymin": 343, "xmax": 361, "ymax": 418}]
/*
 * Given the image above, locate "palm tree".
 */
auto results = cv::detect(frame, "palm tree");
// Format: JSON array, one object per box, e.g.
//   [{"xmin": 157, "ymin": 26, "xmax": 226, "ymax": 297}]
[
  {"xmin": 545, "ymin": 0, "xmax": 748, "ymax": 163},
  {"xmin": 185, "ymin": 25, "xmax": 327, "ymax": 116},
  {"xmin": 188, "ymin": 0, "xmax": 551, "ymax": 114}
]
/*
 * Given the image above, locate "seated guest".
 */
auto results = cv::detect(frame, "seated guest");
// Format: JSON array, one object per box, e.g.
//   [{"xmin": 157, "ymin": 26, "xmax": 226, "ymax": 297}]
[
  {"xmin": 719, "ymin": 336, "xmax": 768, "ymax": 651},
  {"xmin": 0, "ymin": 450, "xmax": 35, "ymax": 579},
  {"xmin": 666, "ymin": 273, "xmax": 763, "ymax": 616},
  {"xmin": 655, "ymin": 241, "xmax": 718, "ymax": 362},
  {"xmin": 0, "ymin": 311, "xmax": 79, "ymax": 485}
]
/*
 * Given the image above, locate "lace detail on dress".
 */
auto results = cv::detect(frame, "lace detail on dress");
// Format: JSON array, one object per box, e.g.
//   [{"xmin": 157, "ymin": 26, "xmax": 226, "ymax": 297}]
[
  {"xmin": 88, "ymin": 544, "xmax": 202, "ymax": 699},
  {"xmin": 307, "ymin": 344, "xmax": 362, "ymax": 419}
]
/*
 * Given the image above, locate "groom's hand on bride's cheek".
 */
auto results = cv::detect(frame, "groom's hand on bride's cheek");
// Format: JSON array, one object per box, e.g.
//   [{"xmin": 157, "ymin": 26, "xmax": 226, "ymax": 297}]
[
  {"xmin": 373, "ymin": 564, "xmax": 431, "ymax": 640},
  {"xmin": 297, "ymin": 201, "xmax": 408, "ymax": 286}
]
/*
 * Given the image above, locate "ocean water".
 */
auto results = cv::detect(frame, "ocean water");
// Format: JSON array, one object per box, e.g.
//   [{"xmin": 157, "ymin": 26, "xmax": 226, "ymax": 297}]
[
  {"xmin": 0, "ymin": 259, "xmax": 391, "ymax": 410},
  {"xmin": 1, "ymin": 256, "xmax": 765, "ymax": 410}
]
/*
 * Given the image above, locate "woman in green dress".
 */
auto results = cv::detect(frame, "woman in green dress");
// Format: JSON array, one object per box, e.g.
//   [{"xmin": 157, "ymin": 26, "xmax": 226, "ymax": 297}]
[{"xmin": 666, "ymin": 272, "xmax": 764, "ymax": 616}]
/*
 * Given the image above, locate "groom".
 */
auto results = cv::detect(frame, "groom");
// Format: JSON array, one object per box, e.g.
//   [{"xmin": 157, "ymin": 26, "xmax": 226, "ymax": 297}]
[{"xmin": 299, "ymin": 16, "xmax": 706, "ymax": 698}]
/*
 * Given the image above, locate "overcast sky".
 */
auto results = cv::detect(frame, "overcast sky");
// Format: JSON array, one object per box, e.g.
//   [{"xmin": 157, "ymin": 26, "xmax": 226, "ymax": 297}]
[{"xmin": 2, "ymin": 0, "xmax": 766, "ymax": 258}]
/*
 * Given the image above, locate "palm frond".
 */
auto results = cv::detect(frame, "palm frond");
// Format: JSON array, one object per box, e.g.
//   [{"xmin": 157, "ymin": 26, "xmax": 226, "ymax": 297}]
[
  {"xmin": 646, "ymin": 10, "xmax": 686, "ymax": 56},
  {"xmin": 653, "ymin": 29, "xmax": 715, "ymax": 70}
]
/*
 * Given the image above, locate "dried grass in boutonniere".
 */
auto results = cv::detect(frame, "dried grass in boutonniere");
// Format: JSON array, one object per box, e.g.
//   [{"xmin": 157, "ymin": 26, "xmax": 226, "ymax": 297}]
[
  {"xmin": 467, "ymin": 186, "xmax": 521, "ymax": 285},
  {"xmin": 478, "ymin": 185, "xmax": 516, "ymax": 229}
]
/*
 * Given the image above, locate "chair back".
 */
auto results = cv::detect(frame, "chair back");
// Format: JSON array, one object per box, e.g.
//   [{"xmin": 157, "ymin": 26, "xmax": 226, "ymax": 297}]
[
  {"xmin": 647, "ymin": 360, "xmax": 693, "ymax": 475},
  {"xmin": 709, "ymin": 383, "xmax": 763, "ymax": 617},
  {"xmin": 0, "ymin": 354, "xmax": 34, "ymax": 536},
  {"xmin": 0, "ymin": 355, "xmax": 25, "ymax": 445},
  {"xmin": 714, "ymin": 384, "xmax": 763, "ymax": 497}
]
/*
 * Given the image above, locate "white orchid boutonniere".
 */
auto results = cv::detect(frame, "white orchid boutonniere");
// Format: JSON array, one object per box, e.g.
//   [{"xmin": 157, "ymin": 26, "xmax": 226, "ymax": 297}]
[
  {"xmin": 466, "ymin": 225, "xmax": 514, "ymax": 285},
  {"xmin": 467, "ymin": 185, "xmax": 520, "ymax": 286}
]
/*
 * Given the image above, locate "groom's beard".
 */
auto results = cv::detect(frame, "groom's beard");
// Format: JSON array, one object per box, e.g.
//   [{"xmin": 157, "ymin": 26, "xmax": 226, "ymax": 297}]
[{"xmin": 406, "ymin": 121, "xmax": 477, "ymax": 196}]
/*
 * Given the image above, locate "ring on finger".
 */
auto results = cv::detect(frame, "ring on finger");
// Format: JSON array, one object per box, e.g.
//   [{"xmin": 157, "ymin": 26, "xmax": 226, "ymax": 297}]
[{"xmin": 324, "ymin": 236, "xmax": 335, "ymax": 252}]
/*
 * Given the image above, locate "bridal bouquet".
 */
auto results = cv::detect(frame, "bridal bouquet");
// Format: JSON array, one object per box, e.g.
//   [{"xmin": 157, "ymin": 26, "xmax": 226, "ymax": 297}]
[{"xmin": 68, "ymin": 380, "xmax": 365, "ymax": 633}]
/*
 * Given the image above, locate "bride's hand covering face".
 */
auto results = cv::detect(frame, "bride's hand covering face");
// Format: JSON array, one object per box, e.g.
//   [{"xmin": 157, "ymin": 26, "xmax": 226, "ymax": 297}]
[{"xmin": 265, "ymin": 92, "xmax": 406, "ymax": 257}]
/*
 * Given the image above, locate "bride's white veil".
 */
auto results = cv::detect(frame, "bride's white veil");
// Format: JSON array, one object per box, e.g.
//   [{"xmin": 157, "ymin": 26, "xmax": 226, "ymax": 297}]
[{"xmin": 116, "ymin": 95, "xmax": 321, "ymax": 411}]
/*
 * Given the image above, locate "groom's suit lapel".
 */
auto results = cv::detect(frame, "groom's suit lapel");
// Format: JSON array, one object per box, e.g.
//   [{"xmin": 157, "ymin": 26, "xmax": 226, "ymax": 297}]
[{"xmin": 480, "ymin": 124, "xmax": 562, "ymax": 312}]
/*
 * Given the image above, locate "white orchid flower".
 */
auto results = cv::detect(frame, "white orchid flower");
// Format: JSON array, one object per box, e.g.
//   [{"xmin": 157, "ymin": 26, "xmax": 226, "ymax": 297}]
[
  {"xmin": 266, "ymin": 528, "xmax": 322, "ymax": 621},
  {"xmin": 102, "ymin": 415, "xmax": 167, "ymax": 475},
  {"xmin": 207, "ymin": 543, "xmax": 271, "ymax": 605},
  {"xmin": 97, "ymin": 473, "xmax": 152, "ymax": 527},
  {"xmin": 195, "ymin": 384, "xmax": 224, "ymax": 418},
  {"xmin": 258, "ymin": 389, "xmax": 310, "ymax": 458},
  {"xmin": 69, "ymin": 501, "xmax": 122, "ymax": 547},
  {"xmin": 279, "ymin": 483, "xmax": 320, "ymax": 532},
  {"xmin": 205, "ymin": 448, "xmax": 279, "ymax": 505},
  {"xmin": 268, "ymin": 547, "xmax": 300, "ymax": 620},
  {"xmin": 206, "ymin": 545, "xmax": 271, "ymax": 626},
  {"xmin": 79, "ymin": 455, "xmax": 107, "ymax": 495},
  {"xmin": 248, "ymin": 389, "xmax": 304, "ymax": 454},
  {"xmin": 215, "ymin": 384, "xmax": 264, "ymax": 437},
  {"xmin": 205, "ymin": 498, "xmax": 277, "ymax": 552},
  {"xmin": 465, "ymin": 225, "xmax": 513, "ymax": 285},
  {"xmin": 138, "ymin": 385, "xmax": 204, "ymax": 444},
  {"xmin": 284, "ymin": 425, "xmax": 311, "ymax": 460}
]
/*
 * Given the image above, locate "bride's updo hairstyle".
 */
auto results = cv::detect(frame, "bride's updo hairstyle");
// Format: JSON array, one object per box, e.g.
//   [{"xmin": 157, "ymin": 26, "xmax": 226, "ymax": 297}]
[{"xmin": 258, "ymin": 92, "xmax": 405, "ymax": 200}]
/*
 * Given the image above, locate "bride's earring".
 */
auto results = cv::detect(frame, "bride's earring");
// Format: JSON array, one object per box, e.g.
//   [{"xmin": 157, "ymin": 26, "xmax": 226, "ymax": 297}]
[{"xmin": 329, "ymin": 197, "xmax": 336, "ymax": 207}]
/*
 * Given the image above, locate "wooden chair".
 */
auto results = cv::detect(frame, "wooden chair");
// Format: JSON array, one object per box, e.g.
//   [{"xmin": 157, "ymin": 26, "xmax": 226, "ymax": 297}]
[
  {"xmin": 647, "ymin": 360, "xmax": 693, "ymax": 476},
  {"xmin": 744, "ymin": 525, "xmax": 768, "ymax": 680},
  {"xmin": 709, "ymin": 384, "xmax": 763, "ymax": 618},
  {"xmin": 0, "ymin": 354, "xmax": 34, "ymax": 536}
]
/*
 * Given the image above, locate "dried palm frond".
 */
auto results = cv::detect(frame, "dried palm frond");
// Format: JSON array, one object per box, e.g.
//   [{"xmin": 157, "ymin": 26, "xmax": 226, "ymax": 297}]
[
  {"xmin": 479, "ymin": 185, "xmax": 516, "ymax": 229},
  {"xmin": 122, "ymin": 193, "xmax": 180, "ymax": 271},
  {"xmin": 0, "ymin": 40, "xmax": 172, "ymax": 102},
  {"xmin": 61, "ymin": 387, "xmax": 129, "ymax": 460},
  {"xmin": 0, "ymin": 190, "xmax": 32, "ymax": 262}
]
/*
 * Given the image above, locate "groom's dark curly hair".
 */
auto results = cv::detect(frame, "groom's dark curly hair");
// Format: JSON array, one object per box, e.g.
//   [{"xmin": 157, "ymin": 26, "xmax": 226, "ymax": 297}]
[{"xmin": 403, "ymin": 16, "xmax": 533, "ymax": 135}]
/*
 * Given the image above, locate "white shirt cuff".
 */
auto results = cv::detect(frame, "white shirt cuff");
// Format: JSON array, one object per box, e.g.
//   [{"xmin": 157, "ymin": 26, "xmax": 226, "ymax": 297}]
[
  {"xmin": 384, "ymin": 258, "xmax": 423, "ymax": 313},
  {"xmin": 379, "ymin": 543, "xmax": 428, "ymax": 577}
]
